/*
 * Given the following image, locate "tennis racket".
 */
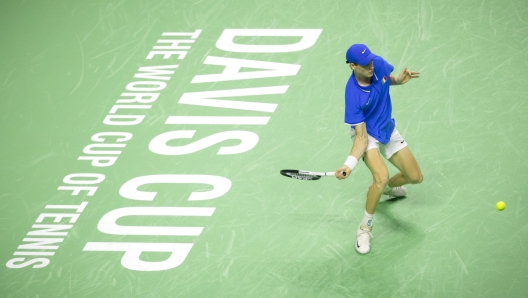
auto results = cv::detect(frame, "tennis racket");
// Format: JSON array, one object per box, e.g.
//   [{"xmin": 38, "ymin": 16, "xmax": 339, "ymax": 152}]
[{"xmin": 280, "ymin": 169, "xmax": 346, "ymax": 181}]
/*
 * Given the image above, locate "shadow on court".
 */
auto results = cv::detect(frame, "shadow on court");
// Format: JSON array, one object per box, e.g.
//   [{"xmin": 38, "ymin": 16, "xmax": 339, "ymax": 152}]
[{"xmin": 254, "ymin": 197, "xmax": 428, "ymax": 297}]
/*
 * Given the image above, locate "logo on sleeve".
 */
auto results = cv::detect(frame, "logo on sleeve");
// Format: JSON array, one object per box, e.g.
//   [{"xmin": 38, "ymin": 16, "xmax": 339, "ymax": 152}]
[{"xmin": 382, "ymin": 76, "xmax": 387, "ymax": 84}]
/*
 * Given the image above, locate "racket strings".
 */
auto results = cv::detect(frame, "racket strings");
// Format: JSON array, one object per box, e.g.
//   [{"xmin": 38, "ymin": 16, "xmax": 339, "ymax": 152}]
[{"xmin": 289, "ymin": 173, "xmax": 319, "ymax": 180}]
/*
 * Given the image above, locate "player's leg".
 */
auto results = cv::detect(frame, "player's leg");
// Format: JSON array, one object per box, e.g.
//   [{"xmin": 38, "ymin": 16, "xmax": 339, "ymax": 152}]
[
  {"xmin": 379, "ymin": 129, "xmax": 422, "ymax": 197},
  {"xmin": 387, "ymin": 146, "xmax": 423, "ymax": 188},
  {"xmin": 355, "ymin": 147, "xmax": 389, "ymax": 254},
  {"xmin": 364, "ymin": 148, "xmax": 390, "ymax": 213}
]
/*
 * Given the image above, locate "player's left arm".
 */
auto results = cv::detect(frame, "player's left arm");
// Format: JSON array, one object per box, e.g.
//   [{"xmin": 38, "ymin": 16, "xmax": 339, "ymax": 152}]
[{"xmin": 390, "ymin": 68, "xmax": 420, "ymax": 85}]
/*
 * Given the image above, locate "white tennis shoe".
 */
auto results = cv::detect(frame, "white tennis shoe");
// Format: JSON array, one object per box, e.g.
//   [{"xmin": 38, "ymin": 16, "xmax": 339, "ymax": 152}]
[
  {"xmin": 368, "ymin": 184, "xmax": 408, "ymax": 199},
  {"xmin": 355, "ymin": 224, "xmax": 373, "ymax": 254},
  {"xmin": 383, "ymin": 185, "xmax": 407, "ymax": 198}
]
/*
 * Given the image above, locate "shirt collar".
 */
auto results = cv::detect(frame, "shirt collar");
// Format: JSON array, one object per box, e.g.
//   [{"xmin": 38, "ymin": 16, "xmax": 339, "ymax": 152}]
[
  {"xmin": 352, "ymin": 73, "xmax": 372, "ymax": 93},
  {"xmin": 372, "ymin": 72, "xmax": 379, "ymax": 83}
]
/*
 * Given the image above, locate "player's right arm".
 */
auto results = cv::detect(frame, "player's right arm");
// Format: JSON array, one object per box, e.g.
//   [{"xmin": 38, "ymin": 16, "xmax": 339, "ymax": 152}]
[{"xmin": 336, "ymin": 122, "xmax": 368, "ymax": 180}]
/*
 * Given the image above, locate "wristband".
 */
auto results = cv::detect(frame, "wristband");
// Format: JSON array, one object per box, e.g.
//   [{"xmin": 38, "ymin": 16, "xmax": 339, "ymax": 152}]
[{"xmin": 343, "ymin": 155, "xmax": 358, "ymax": 170}]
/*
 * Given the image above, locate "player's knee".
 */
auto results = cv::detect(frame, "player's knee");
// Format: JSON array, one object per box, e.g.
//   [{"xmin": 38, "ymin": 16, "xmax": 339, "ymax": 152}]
[
  {"xmin": 373, "ymin": 175, "xmax": 389, "ymax": 188},
  {"xmin": 408, "ymin": 172, "xmax": 423, "ymax": 184}
]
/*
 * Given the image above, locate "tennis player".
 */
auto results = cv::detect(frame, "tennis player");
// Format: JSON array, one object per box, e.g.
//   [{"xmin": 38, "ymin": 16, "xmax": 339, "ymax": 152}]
[{"xmin": 335, "ymin": 44, "xmax": 423, "ymax": 254}]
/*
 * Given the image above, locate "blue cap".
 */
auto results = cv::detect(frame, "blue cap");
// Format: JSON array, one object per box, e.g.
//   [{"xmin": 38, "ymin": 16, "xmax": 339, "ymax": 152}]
[{"xmin": 346, "ymin": 44, "xmax": 376, "ymax": 66}]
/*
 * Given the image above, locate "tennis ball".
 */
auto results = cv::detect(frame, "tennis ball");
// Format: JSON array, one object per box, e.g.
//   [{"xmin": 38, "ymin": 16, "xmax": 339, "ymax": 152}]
[{"xmin": 496, "ymin": 201, "xmax": 506, "ymax": 211}]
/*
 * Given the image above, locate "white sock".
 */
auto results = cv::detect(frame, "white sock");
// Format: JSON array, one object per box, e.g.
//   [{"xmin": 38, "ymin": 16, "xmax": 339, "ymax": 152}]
[{"xmin": 361, "ymin": 210, "xmax": 374, "ymax": 227}]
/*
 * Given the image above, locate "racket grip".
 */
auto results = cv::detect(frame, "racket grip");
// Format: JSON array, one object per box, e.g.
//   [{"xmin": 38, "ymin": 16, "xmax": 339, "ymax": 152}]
[{"xmin": 343, "ymin": 171, "xmax": 347, "ymax": 177}]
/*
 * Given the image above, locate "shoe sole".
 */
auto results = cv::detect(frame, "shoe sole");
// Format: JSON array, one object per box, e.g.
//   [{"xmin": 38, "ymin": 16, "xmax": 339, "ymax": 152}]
[{"xmin": 355, "ymin": 247, "xmax": 370, "ymax": 254}]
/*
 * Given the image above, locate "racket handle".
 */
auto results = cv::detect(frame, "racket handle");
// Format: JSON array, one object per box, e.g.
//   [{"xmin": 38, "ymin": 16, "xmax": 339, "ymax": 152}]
[{"xmin": 343, "ymin": 171, "xmax": 347, "ymax": 177}]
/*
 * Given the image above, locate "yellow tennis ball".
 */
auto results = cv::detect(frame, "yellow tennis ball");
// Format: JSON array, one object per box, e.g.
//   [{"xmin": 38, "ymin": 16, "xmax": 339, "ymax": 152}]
[{"xmin": 496, "ymin": 201, "xmax": 506, "ymax": 211}]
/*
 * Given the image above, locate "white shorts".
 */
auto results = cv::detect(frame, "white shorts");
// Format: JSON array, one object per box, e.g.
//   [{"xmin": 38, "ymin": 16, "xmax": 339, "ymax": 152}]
[{"xmin": 350, "ymin": 128, "xmax": 407, "ymax": 159}]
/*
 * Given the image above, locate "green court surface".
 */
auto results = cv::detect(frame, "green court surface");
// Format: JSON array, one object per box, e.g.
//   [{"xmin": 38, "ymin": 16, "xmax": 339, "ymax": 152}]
[{"xmin": 1, "ymin": 0, "xmax": 528, "ymax": 297}]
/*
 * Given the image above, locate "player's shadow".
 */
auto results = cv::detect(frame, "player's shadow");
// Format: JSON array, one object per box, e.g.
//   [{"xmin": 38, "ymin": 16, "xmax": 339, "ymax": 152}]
[
  {"xmin": 374, "ymin": 196, "xmax": 426, "ymax": 254},
  {"xmin": 263, "ymin": 196, "xmax": 426, "ymax": 297},
  {"xmin": 383, "ymin": 195, "xmax": 407, "ymax": 203}
]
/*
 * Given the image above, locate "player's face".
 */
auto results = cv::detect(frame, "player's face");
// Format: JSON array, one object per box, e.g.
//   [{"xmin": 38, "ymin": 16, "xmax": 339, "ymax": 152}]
[{"xmin": 351, "ymin": 60, "xmax": 374, "ymax": 78}]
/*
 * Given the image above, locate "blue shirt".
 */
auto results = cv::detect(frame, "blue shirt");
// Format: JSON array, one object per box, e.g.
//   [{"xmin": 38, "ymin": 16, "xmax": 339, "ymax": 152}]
[{"xmin": 344, "ymin": 56, "xmax": 395, "ymax": 144}]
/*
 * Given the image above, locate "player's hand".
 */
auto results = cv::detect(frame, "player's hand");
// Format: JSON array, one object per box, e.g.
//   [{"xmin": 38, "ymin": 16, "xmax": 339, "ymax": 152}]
[
  {"xmin": 396, "ymin": 68, "xmax": 419, "ymax": 85},
  {"xmin": 335, "ymin": 165, "xmax": 351, "ymax": 180}
]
